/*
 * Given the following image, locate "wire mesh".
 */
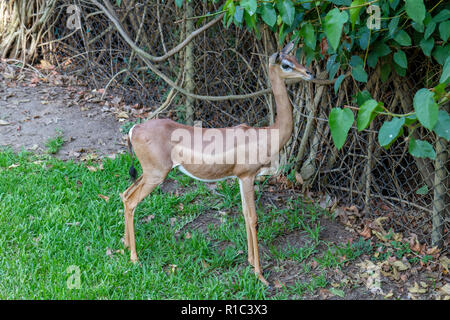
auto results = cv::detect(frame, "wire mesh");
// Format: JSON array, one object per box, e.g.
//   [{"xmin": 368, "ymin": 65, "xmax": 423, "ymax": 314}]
[{"xmin": 41, "ymin": 0, "xmax": 448, "ymax": 252}]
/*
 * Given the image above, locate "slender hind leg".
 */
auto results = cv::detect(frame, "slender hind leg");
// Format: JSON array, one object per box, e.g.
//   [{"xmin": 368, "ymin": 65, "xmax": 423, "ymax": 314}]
[
  {"xmin": 239, "ymin": 175, "xmax": 269, "ymax": 286},
  {"xmin": 121, "ymin": 175, "xmax": 143, "ymax": 248},
  {"xmin": 121, "ymin": 171, "xmax": 167, "ymax": 262}
]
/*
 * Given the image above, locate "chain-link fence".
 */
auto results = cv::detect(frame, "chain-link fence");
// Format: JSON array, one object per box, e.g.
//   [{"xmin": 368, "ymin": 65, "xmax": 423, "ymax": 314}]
[{"xmin": 38, "ymin": 0, "xmax": 448, "ymax": 252}]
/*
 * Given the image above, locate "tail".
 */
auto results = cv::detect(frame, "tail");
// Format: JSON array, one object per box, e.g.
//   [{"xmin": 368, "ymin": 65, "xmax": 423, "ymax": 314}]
[{"xmin": 127, "ymin": 135, "xmax": 137, "ymax": 181}]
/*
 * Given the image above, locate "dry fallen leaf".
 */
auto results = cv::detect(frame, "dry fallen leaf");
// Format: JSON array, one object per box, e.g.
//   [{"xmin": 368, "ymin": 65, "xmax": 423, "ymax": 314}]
[
  {"xmin": 294, "ymin": 171, "xmax": 303, "ymax": 185},
  {"xmin": 358, "ymin": 224, "xmax": 372, "ymax": 239},
  {"xmin": 185, "ymin": 232, "xmax": 192, "ymax": 239},
  {"xmin": 408, "ymin": 282, "xmax": 427, "ymax": 294},
  {"xmin": 8, "ymin": 163, "xmax": 20, "ymax": 169},
  {"xmin": 329, "ymin": 288, "xmax": 345, "ymax": 298},
  {"xmin": 169, "ymin": 264, "xmax": 177, "ymax": 274},
  {"xmin": 392, "ymin": 260, "xmax": 410, "ymax": 271},
  {"xmin": 38, "ymin": 59, "xmax": 55, "ymax": 70},
  {"xmin": 98, "ymin": 194, "xmax": 109, "ymax": 202},
  {"xmin": 141, "ymin": 214, "xmax": 155, "ymax": 223},
  {"xmin": 117, "ymin": 111, "xmax": 129, "ymax": 119},
  {"xmin": 273, "ymin": 280, "xmax": 285, "ymax": 289},
  {"xmin": 201, "ymin": 259, "xmax": 210, "ymax": 269},
  {"xmin": 440, "ymin": 256, "xmax": 449, "ymax": 272},
  {"xmin": 438, "ymin": 283, "xmax": 450, "ymax": 295},
  {"xmin": 0, "ymin": 119, "xmax": 10, "ymax": 126},
  {"xmin": 87, "ymin": 165, "xmax": 97, "ymax": 172}
]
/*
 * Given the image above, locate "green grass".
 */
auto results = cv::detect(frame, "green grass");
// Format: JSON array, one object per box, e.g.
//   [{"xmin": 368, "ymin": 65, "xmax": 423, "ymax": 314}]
[
  {"xmin": 0, "ymin": 148, "xmax": 370, "ymax": 299},
  {"xmin": 45, "ymin": 130, "xmax": 65, "ymax": 154}
]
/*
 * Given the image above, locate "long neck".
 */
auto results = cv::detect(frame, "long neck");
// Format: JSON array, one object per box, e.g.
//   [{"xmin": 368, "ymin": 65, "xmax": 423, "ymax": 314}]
[{"xmin": 268, "ymin": 66, "xmax": 293, "ymax": 149}]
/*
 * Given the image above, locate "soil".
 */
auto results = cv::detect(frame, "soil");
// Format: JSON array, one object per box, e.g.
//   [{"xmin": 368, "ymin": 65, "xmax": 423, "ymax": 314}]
[{"xmin": 0, "ymin": 64, "xmax": 125, "ymax": 159}]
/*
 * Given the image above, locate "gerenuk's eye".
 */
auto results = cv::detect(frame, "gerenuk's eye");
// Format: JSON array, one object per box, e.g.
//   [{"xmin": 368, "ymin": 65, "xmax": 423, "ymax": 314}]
[{"xmin": 281, "ymin": 63, "xmax": 291, "ymax": 70}]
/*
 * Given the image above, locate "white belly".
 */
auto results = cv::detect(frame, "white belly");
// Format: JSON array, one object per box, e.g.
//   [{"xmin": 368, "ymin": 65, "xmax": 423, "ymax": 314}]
[{"xmin": 173, "ymin": 164, "xmax": 236, "ymax": 182}]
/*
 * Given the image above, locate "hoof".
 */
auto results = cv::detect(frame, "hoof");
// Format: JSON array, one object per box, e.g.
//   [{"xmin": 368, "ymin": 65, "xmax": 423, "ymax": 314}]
[
  {"xmin": 130, "ymin": 254, "xmax": 138, "ymax": 264},
  {"xmin": 256, "ymin": 273, "xmax": 270, "ymax": 286}
]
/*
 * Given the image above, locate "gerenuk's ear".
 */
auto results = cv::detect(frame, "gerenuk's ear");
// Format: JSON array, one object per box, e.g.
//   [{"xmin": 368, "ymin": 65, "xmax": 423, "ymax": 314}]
[
  {"xmin": 280, "ymin": 40, "xmax": 295, "ymax": 55},
  {"xmin": 269, "ymin": 52, "xmax": 280, "ymax": 64}
]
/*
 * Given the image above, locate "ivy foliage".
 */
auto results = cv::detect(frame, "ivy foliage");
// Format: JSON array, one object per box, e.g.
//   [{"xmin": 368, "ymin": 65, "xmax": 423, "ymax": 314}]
[{"xmin": 177, "ymin": 0, "xmax": 449, "ymax": 159}]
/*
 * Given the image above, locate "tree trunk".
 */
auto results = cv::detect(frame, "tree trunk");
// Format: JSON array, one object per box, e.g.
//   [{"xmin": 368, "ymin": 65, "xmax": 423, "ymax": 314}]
[
  {"xmin": 432, "ymin": 102, "xmax": 449, "ymax": 248},
  {"xmin": 184, "ymin": 2, "xmax": 195, "ymax": 125}
]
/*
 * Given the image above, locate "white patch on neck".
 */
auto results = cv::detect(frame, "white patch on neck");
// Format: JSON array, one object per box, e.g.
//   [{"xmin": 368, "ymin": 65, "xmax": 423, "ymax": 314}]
[{"xmin": 174, "ymin": 164, "xmax": 236, "ymax": 183}]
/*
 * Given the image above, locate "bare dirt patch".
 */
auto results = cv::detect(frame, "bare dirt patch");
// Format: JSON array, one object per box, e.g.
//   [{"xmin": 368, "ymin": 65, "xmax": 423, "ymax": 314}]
[{"xmin": 0, "ymin": 63, "xmax": 126, "ymax": 159}]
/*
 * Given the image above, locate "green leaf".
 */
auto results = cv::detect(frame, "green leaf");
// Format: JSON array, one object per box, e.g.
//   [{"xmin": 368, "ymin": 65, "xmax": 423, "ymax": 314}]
[
  {"xmin": 390, "ymin": 0, "xmax": 400, "ymax": 10},
  {"xmin": 260, "ymin": 4, "xmax": 277, "ymax": 27},
  {"xmin": 405, "ymin": 0, "xmax": 426, "ymax": 24},
  {"xmin": 372, "ymin": 41, "xmax": 391, "ymax": 57},
  {"xmin": 433, "ymin": 82, "xmax": 447, "ymax": 98},
  {"xmin": 349, "ymin": 0, "xmax": 365, "ymax": 29},
  {"xmin": 276, "ymin": 0, "xmax": 295, "ymax": 26},
  {"xmin": 413, "ymin": 88, "xmax": 438, "ymax": 130},
  {"xmin": 116, "ymin": 0, "xmax": 122, "ymax": 7},
  {"xmin": 329, "ymin": 108, "xmax": 354, "ymax": 150},
  {"xmin": 329, "ymin": 0, "xmax": 351, "ymax": 5},
  {"xmin": 243, "ymin": 11, "xmax": 258, "ymax": 34},
  {"xmin": 411, "ymin": 21, "xmax": 424, "ymax": 33},
  {"xmin": 393, "ymin": 50, "xmax": 407, "ymax": 69},
  {"xmin": 405, "ymin": 114, "xmax": 418, "ymax": 125},
  {"xmin": 241, "ymin": 0, "xmax": 257, "ymax": 16},
  {"xmin": 175, "ymin": 0, "xmax": 182, "ymax": 8},
  {"xmin": 224, "ymin": 0, "xmax": 236, "ymax": 20},
  {"xmin": 302, "ymin": 23, "xmax": 316, "ymax": 49},
  {"xmin": 416, "ymin": 185, "xmax": 429, "ymax": 195},
  {"xmin": 367, "ymin": 52, "xmax": 378, "ymax": 68},
  {"xmin": 356, "ymin": 90, "xmax": 372, "ymax": 106},
  {"xmin": 234, "ymin": 6, "xmax": 244, "ymax": 24},
  {"xmin": 378, "ymin": 117, "xmax": 405, "ymax": 147},
  {"xmin": 424, "ymin": 21, "xmax": 436, "ymax": 40},
  {"xmin": 393, "ymin": 63, "xmax": 406, "ymax": 77},
  {"xmin": 439, "ymin": 21, "xmax": 450, "ymax": 42},
  {"xmin": 420, "ymin": 37, "xmax": 434, "ymax": 57},
  {"xmin": 349, "ymin": 55, "xmax": 364, "ymax": 67},
  {"xmin": 393, "ymin": 30, "xmax": 412, "ymax": 46},
  {"xmin": 440, "ymin": 56, "xmax": 450, "ymax": 83},
  {"xmin": 408, "ymin": 138, "xmax": 436, "ymax": 160},
  {"xmin": 352, "ymin": 65, "xmax": 368, "ymax": 83},
  {"xmin": 432, "ymin": 9, "xmax": 450, "ymax": 23},
  {"xmin": 357, "ymin": 99, "xmax": 382, "ymax": 131},
  {"xmin": 334, "ymin": 74, "xmax": 346, "ymax": 94},
  {"xmin": 433, "ymin": 110, "xmax": 450, "ymax": 141},
  {"xmin": 432, "ymin": 45, "xmax": 450, "ymax": 65},
  {"xmin": 380, "ymin": 63, "xmax": 391, "ymax": 82},
  {"xmin": 359, "ymin": 28, "xmax": 370, "ymax": 50},
  {"xmin": 388, "ymin": 16, "xmax": 400, "ymax": 37},
  {"xmin": 329, "ymin": 62, "xmax": 341, "ymax": 80},
  {"xmin": 324, "ymin": 8, "xmax": 349, "ymax": 51}
]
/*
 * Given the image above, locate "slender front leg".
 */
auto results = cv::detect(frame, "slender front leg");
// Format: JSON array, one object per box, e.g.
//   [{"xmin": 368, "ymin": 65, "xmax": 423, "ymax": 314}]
[
  {"xmin": 239, "ymin": 179, "xmax": 254, "ymax": 266},
  {"xmin": 239, "ymin": 176, "xmax": 269, "ymax": 286}
]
